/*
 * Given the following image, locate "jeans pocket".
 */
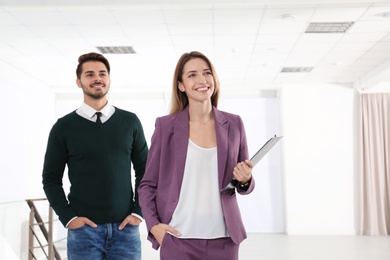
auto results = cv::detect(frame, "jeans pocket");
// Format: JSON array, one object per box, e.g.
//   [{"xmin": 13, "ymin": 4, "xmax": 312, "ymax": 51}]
[{"xmin": 68, "ymin": 224, "xmax": 86, "ymax": 231}]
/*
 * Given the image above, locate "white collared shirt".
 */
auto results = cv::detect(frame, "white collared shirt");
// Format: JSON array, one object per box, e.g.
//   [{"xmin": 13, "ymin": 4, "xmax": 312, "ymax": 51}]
[{"xmin": 76, "ymin": 101, "xmax": 115, "ymax": 123}]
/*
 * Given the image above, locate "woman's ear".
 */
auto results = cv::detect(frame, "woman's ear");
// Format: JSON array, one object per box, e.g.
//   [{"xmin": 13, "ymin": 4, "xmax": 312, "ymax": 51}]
[{"xmin": 178, "ymin": 81, "xmax": 185, "ymax": 92}]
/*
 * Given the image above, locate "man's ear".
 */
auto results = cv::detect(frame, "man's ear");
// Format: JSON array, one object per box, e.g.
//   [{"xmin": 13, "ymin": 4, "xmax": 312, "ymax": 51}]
[{"xmin": 76, "ymin": 79, "xmax": 81, "ymax": 88}]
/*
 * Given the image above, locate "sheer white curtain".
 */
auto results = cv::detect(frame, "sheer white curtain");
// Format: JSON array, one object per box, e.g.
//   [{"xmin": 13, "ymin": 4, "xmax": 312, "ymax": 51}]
[{"xmin": 358, "ymin": 93, "xmax": 390, "ymax": 235}]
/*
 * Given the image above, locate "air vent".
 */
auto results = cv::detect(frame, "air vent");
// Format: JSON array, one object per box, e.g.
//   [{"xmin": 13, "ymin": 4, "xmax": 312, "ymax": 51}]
[
  {"xmin": 96, "ymin": 46, "xmax": 136, "ymax": 54},
  {"xmin": 281, "ymin": 67, "xmax": 313, "ymax": 73},
  {"xmin": 305, "ymin": 22, "xmax": 354, "ymax": 33}
]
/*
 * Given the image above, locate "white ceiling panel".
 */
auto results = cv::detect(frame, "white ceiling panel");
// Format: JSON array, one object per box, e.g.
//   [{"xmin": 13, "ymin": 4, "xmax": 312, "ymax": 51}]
[
  {"xmin": 256, "ymin": 33, "xmax": 301, "ymax": 44},
  {"xmin": 293, "ymin": 42, "xmax": 336, "ymax": 52},
  {"xmin": 332, "ymin": 41, "xmax": 378, "ymax": 51},
  {"xmin": 348, "ymin": 20, "xmax": 390, "ymax": 33},
  {"xmin": 341, "ymin": 31, "xmax": 389, "ymax": 42},
  {"xmin": 371, "ymin": 41, "xmax": 390, "ymax": 51},
  {"xmin": 310, "ymin": 7, "xmax": 368, "ymax": 21},
  {"xmin": 163, "ymin": 8, "xmax": 213, "ymax": 24},
  {"xmin": 0, "ymin": 0, "xmax": 389, "ymax": 92},
  {"xmin": 112, "ymin": 9, "xmax": 166, "ymax": 24},
  {"xmin": 214, "ymin": 23, "xmax": 260, "ymax": 35},
  {"xmin": 9, "ymin": 10, "xmax": 68, "ymax": 25},
  {"xmin": 259, "ymin": 21, "xmax": 308, "ymax": 34},
  {"xmin": 297, "ymin": 33, "xmax": 344, "ymax": 43},
  {"xmin": 214, "ymin": 35, "xmax": 257, "ymax": 48},
  {"xmin": 214, "ymin": 8, "xmax": 264, "ymax": 23},
  {"xmin": 381, "ymin": 32, "xmax": 390, "ymax": 41}
]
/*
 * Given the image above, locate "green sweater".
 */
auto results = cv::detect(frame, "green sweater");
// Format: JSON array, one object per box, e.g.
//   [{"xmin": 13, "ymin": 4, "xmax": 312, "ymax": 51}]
[{"xmin": 42, "ymin": 107, "xmax": 148, "ymax": 227}]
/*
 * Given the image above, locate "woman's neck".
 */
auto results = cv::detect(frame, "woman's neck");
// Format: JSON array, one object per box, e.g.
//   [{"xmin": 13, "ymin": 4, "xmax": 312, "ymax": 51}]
[{"xmin": 188, "ymin": 103, "xmax": 213, "ymax": 123}]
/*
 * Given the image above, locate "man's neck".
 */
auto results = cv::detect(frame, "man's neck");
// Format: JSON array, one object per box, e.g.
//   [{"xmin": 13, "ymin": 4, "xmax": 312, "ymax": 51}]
[{"xmin": 84, "ymin": 97, "xmax": 108, "ymax": 111}]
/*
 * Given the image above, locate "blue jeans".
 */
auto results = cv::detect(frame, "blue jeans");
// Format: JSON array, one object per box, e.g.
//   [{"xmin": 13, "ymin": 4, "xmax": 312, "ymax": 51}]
[{"xmin": 67, "ymin": 222, "xmax": 141, "ymax": 260}]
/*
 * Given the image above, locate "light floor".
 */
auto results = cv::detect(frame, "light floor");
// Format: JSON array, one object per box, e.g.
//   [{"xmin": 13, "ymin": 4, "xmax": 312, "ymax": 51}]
[
  {"xmin": 53, "ymin": 233, "xmax": 390, "ymax": 259},
  {"xmin": 141, "ymin": 233, "xmax": 390, "ymax": 260}
]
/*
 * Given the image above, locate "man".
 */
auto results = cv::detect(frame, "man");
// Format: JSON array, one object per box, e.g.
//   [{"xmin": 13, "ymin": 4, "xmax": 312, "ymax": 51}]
[{"xmin": 42, "ymin": 52, "xmax": 148, "ymax": 260}]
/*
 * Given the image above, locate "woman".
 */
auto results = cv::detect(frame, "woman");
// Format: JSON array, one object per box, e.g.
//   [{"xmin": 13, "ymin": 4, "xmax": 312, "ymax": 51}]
[{"xmin": 138, "ymin": 51, "xmax": 254, "ymax": 260}]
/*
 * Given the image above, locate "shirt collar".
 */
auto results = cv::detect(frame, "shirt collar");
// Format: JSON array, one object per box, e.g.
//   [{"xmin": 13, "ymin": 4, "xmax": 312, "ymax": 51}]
[{"xmin": 81, "ymin": 101, "xmax": 112, "ymax": 120}]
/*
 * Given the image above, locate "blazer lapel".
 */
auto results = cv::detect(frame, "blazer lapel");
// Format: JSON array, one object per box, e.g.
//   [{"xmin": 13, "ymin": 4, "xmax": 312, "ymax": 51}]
[
  {"xmin": 173, "ymin": 107, "xmax": 190, "ymax": 197},
  {"xmin": 213, "ymin": 107, "xmax": 229, "ymax": 189}
]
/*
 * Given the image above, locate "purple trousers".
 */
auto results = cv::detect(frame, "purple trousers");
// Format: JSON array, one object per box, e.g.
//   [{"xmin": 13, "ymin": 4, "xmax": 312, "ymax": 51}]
[{"xmin": 160, "ymin": 234, "xmax": 239, "ymax": 260}]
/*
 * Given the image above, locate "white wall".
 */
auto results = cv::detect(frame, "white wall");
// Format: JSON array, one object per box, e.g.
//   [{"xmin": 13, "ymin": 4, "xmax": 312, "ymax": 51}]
[
  {"xmin": 0, "ymin": 80, "xmax": 53, "ymax": 203},
  {"xmin": 279, "ymin": 83, "xmax": 355, "ymax": 235},
  {"xmin": 0, "ymin": 79, "xmax": 54, "ymax": 259}
]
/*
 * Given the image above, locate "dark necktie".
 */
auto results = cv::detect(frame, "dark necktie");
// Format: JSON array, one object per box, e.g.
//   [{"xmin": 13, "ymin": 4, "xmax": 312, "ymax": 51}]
[{"xmin": 95, "ymin": 112, "xmax": 102, "ymax": 125}]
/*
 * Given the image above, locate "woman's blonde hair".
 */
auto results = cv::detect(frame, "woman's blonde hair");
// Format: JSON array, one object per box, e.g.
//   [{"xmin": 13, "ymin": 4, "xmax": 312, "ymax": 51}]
[{"xmin": 169, "ymin": 51, "xmax": 220, "ymax": 114}]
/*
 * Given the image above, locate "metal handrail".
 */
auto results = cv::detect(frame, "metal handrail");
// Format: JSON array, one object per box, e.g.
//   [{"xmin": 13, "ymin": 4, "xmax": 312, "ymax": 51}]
[{"xmin": 26, "ymin": 198, "xmax": 63, "ymax": 260}]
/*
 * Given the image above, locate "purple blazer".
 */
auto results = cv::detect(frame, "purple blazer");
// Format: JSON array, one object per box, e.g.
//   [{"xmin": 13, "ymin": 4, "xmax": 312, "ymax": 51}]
[{"xmin": 138, "ymin": 106, "xmax": 255, "ymax": 250}]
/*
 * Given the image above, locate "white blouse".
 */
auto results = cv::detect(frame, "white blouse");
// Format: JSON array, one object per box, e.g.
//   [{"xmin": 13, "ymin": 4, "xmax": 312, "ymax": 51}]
[{"xmin": 169, "ymin": 139, "xmax": 229, "ymax": 239}]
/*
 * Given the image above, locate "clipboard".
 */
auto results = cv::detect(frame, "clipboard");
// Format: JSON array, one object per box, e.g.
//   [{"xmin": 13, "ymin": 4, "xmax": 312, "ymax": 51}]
[
  {"xmin": 250, "ymin": 135, "xmax": 283, "ymax": 167},
  {"xmin": 220, "ymin": 135, "xmax": 283, "ymax": 193}
]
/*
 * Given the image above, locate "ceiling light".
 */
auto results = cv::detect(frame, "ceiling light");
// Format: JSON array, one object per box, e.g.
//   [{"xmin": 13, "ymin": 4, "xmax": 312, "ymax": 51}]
[
  {"xmin": 305, "ymin": 22, "xmax": 354, "ymax": 33},
  {"xmin": 281, "ymin": 67, "xmax": 313, "ymax": 73},
  {"xmin": 378, "ymin": 12, "xmax": 390, "ymax": 18},
  {"xmin": 96, "ymin": 46, "xmax": 136, "ymax": 54},
  {"xmin": 280, "ymin": 14, "xmax": 296, "ymax": 21},
  {"xmin": 332, "ymin": 61, "xmax": 344, "ymax": 66}
]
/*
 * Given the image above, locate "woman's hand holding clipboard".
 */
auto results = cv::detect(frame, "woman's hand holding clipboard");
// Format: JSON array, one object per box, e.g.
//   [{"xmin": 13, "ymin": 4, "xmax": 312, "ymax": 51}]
[{"xmin": 220, "ymin": 135, "xmax": 283, "ymax": 193}]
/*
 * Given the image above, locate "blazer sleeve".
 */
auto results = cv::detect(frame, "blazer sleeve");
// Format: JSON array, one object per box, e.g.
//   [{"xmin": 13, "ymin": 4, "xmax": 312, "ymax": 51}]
[{"xmin": 235, "ymin": 115, "xmax": 255, "ymax": 195}]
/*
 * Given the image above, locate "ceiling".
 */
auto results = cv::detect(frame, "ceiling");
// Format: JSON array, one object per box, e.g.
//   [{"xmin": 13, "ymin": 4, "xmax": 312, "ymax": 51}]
[{"xmin": 1, "ymin": 0, "xmax": 390, "ymax": 97}]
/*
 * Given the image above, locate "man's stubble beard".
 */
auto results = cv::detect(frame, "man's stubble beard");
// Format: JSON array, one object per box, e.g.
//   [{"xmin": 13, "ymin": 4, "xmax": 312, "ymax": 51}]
[{"xmin": 81, "ymin": 83, "xmax": 109, "ymax": 100}]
